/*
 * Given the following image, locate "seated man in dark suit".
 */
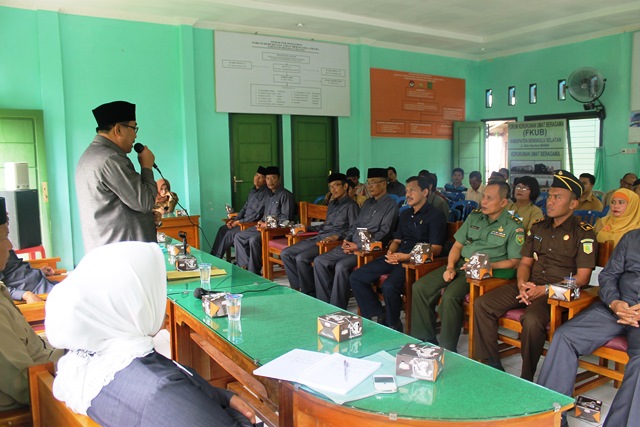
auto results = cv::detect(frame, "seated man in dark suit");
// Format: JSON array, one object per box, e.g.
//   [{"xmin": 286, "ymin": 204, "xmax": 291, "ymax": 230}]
[
  {"xmin": 350, "ymin": 176, "xmax": 447, "ymax": 331},
  {"xmin": 313, "ymin": 168, "xmax": 398, "ymax": 309},
  {"xmin": 210, "ymin": 166, "xmax": 269, "ymax": 258},
  {"xmin": 538, "ymin": 228, "xmax": 640, "ymax": 427},
  {"xmin": 3, "ymin": 249, "xmax": 58, "ymax": 303},
  {"xmin": 281, "ymin": 173, "xmax": 359, "ymax": 295},
  {"xmin": 234, "ymin": 166, "xmax": 295, "ymax": 275}
]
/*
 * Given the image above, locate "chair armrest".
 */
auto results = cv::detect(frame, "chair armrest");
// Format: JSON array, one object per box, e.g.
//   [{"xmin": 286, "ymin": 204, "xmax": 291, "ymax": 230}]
[
  {"xmin": 547, "ymin": 286, "xmax": 599, "ymax": 317},
  {"xmin": 238, "ymin": 222, "xmax": 258, "ymax": 231},
  {"xmin": 18, "ymin": 301, "xmax": 46, "ymax": 323},
  {"xmin": 316, "ymin": 240, "xmax": 342, "ymax": 254},
  {"xmin": 27, "ymin": 257, "xmax": 61, "ymax": 270},
  {"xmin": 260, "ymin": 227, "xmax": 292, "ymax": 240},
  {"xmin": 287, "ymin": 232, "xmax": 318, "ymax": 245},
  {"xmin": 468, "ymin": 277, "xmax": 515, "ymax": 293},
  {"xmin": 403, "ymin": 257, "xmax": 448, "ymax": 279},
  {"xmin": 48, "ymin": 274, "xmax": 67, "ymax": 282},
  {"xmin": 353, "ymin": 249, "xmax": 386, "ymax": 267}
]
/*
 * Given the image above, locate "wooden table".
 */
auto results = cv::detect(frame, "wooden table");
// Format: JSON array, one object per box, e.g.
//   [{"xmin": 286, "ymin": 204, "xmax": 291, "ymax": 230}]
[{"xmin": 158, "ymin": 214, "xmax": 200, "ymax": 249}]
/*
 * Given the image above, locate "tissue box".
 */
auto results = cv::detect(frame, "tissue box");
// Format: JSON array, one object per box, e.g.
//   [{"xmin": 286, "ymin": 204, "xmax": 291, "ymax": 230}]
[
  {"xmin": 465, "ymin": 253, "xmax": 492, "ymax": 280},
  {"xmin": 265, "ymin": 215, "xmax": 278, "ymax": 228},
  {"xmin": 202, "ymin": 293, "xmax": 229, "ymax": 317},
  {"xmin": 175, "ymin": 254, "xmax": 198, "ymax": 271},
  {"xmin": 575, "ymin": 396, "xmax": 602, "ymax": 423},
  {"xmin": 410, "ymin": 243, "xmax": 433, "ymax": 264},
  {"xmin": 290, "ymin": 224, "xmax": 306, "ymax": 235},
  {"xmin": 396, "ymin": 343, "xmax": 444, "ymax": 381},
  {"xmin": 169, "ymin": 243, "xmax": 190, "ymax": 256},
  {"xmin": 317, "ymin": 311, "xmax": 363, "ymax": 342},
  {"xmin": 549, "ymin": 283, "xmax": 579, "ymax": 301}
]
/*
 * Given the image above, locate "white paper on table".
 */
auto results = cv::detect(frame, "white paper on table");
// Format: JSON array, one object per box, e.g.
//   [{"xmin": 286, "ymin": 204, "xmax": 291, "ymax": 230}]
[
  {"xmin": 297, "ymin": 353, "xmax": 380, "ymax": 395},
  {"xmin": 253, "ymin": 349, "xmax": 328, "ymax": 382},
  {"xmin": 253, "ymin": 349, "xmax": 380, "ymax": 395}
]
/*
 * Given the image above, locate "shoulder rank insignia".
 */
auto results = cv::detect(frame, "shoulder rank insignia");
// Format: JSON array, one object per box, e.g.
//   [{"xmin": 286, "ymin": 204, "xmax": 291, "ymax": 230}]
[
  {"xmin": 579, "ymin": 221, "xmax": 594, "ymax": 231},
  {"xmin": 510, "ymin": 215, "xmax": 522, "ymax": 223},
  {"xmin": 531, "ymin": 217, "xmax": 545, "ymax": 226},
  {"xmin": 471, "ymin": 209, "xmax": 482, "ymax": 214}
]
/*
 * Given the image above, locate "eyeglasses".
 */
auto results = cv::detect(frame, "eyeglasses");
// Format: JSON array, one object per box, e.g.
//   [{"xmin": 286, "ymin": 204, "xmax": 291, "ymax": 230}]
[
  {"xmin": 119, "ymin": 123, "xmax": 139, "ymax": 133},
  {"xmin": 366, "ymin": 180, "xmax": 386, "ymax": 186},
  {"xmin": 515, "ymin": 185, "xmax": 530, "ymax": 191},
  {"xmin": 328, "ymin": 183, "xmax": 343, "ymax": 190}
]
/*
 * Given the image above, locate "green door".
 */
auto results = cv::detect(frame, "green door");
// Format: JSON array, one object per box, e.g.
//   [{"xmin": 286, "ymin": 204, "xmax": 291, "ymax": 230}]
[
  {"xmin": 453, "ymin": 121, "xmax": 485, "ymax": 180},
  {"xmin": 230, "ymin": 114, "xmax": 280, "ymax": 211},
  {"xmin": 0, "ymin": 109, "xmax": 51, "ymax": 252},
  {"xmin": 291, "ymin": 116, "xmax": 337, "ymax": 203}
]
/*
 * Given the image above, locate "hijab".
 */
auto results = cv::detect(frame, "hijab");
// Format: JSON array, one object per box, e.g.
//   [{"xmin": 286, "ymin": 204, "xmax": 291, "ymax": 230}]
[
  {"xmin": 45, "ymin": 242, "xmax": 166, "ymax": 414},
  {"xmin": 595, "ymin": 188, "xmax": 640, "ymax": 247}
]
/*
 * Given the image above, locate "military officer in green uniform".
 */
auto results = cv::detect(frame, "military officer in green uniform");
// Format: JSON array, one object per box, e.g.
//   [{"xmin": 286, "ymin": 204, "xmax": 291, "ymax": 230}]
[
  {"xmin": 474, "ymin": 170, "xmax": 597, "ymax": 381},
  {"xmin": 411, "ymin": 181, "xmax": 524, "ymax": 352}
]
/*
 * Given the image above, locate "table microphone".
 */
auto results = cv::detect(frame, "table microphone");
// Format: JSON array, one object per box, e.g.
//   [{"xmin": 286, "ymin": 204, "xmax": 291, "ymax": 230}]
[
  {"xmin": 194, "ymin": 287, "xmax": 220, "ymax": 300},
  {"xmin": 133, "ymin": 142, "xmax": 159, "ymax": 171}
]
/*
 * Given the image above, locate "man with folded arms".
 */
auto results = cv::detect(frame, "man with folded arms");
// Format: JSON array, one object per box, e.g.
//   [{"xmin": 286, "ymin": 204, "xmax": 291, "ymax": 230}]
[
  {"xmin": 350, "ymin": 176, "xmax": 446, "ymax": 331},
  {"xmin": 474, "ymin": 170, "xmax": 596, "ymax": 381},
  {"xmin": 313, "ymin": 168, "xmax": 398, "ymax": 309},
  {"xmin": 281, "ymin": 173, "xmax": 359, "ymax": 295},
  {"xmin": 210, "ymin": 166, "xmax": 269, "ymax": 258},
  {"xmin": 234, "ymin": 166, "xmax": 295, "ymax": 275},
  {"xmin": 537, "ymin": 228, "xmax": 640, "ymax": 427},
  {"xmin": 411, "ymin": 181, "xmax": 524, "ymax": 352}
]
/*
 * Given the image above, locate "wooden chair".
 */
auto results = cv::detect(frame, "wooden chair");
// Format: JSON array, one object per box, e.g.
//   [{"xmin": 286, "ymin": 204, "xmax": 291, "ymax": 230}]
[
  {"xmin": 27, "ymin": 257, "xmax": 67, "ymax": 282},
  {"xmin": 546, "ymin": 240, "xmax": 625, "ymax": 395},
  {"xmin": 0, "ymin": 408, "xmax": 31, "ymax": 427},
  {"xmin": 261, "ymin": 202, "xmax": 328, "ymax": 280},
  {"xmin": 29, "ymin": 362, "xmax": 99, "ymax": 427},
  {"xmin": 470, "ymin": 240, "xmax": 613, "ymax": 363}
]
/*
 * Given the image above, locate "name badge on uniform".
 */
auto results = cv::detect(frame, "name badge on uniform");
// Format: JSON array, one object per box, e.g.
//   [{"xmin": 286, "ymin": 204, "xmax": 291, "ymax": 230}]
[
  {"xmin": 470, "ymin": 225, "xmax": 480, "ymax": 230},
  {"xmin": 490, "ymin": 230, "xmax": 506, "ymax": 238}
]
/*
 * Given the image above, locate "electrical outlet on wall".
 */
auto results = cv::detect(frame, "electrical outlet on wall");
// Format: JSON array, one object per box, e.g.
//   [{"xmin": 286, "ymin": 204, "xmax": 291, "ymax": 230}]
[{"xmin": 621, "ymin": 148, "xmax": 637, "ymax": 154}]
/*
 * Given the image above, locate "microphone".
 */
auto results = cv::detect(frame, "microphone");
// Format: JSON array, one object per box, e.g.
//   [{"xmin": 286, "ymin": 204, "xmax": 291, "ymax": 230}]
[
  {"xmin": 194, "ymin": 287, "xmax": 221, "ymax": 300},
  {"xmin": 133, "ymin": 142, "xmax": 159, "ymax": 171}
]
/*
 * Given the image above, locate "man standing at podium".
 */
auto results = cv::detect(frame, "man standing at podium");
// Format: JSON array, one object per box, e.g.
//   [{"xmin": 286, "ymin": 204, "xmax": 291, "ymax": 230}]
[{"xmin": 76, "ymin": 101, "xmax": 157, "ymax": 252}]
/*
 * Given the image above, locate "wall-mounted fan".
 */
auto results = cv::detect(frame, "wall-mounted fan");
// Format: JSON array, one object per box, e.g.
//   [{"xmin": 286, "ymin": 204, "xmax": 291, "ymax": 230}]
[{"xmin": 567, "ymin": 67, "xmax": 606, "ymax": 119}]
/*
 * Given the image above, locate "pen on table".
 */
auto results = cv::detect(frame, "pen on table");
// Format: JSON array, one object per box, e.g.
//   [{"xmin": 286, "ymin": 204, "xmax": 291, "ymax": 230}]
[{"xmin": 343, "ymin": 360, "xmax": 349, "ymax": 382}]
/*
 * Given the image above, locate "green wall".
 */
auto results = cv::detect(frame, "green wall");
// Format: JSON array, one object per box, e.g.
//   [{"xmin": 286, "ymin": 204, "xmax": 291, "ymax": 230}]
[
  {"xmin": 475, "ymin": 34, "xmax": 637, "ymax": 191},
  {"xmin": 0, "ymin": 5, "xmax": 636, "ymax": 266}
]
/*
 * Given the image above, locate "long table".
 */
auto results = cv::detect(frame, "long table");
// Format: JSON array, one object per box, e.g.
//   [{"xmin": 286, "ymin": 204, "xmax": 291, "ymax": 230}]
[{"xmin": 166, "ymin": 248, "xmax": 573, "ymax": 426}]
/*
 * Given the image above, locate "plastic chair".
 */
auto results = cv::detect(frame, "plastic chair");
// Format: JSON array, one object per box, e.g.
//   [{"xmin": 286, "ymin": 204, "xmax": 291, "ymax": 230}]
[
  {"xmin": 574, "ymin": 210, "xmax": 606, "ymax": 226},
  {"xmin": 387, "ymin": 194, "xmax": 399, "ymax": 202},
  {"xmin": 592, "ymin": 190, "xmax": 605, "ymax": 202},
  {"xmin": 395, "ymin": 196, "xmax": 406, "ymax": 207},
  {"xmin": 313, "ymin": 195, "xmax": 326, "ymax": 204},
  {"xmin": 399, "ymin": 204, "xmax": 411, "ymax": 213},
  {"xmin": 602, "ymin": 205, "xmax": 610, "ymax": 215},
  {"xmin": 15, "ymin": 245, "xmax": 46, "ymax": 260},
  {"xmin": 448, "ymin": 209, "xmax": 461, "ymax": 222},
  {"xmin": 450, "ymin": 200, "xmax": 478, "ymax": 221}
]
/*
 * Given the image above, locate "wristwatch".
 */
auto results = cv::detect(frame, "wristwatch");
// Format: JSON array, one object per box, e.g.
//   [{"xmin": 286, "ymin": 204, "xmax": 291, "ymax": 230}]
[{"xmin": 544, "ymin": 284, "xmax": 550, "ymax": 294}]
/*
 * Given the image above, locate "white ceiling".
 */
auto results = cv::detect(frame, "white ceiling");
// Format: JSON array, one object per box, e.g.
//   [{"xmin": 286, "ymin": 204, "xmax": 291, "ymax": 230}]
[{"xmin": 6, "ymin": 0, "xmax": 640, "ymax": 59}]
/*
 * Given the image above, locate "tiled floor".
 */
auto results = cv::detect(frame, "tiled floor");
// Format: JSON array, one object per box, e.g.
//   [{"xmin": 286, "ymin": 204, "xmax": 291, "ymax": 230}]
[{"xmin": 164, "ymin": 270, "xmax": 618, "ymax": 427}]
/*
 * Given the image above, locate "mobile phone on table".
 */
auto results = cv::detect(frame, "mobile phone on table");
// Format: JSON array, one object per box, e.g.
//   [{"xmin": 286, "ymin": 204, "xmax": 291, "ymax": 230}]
[{"xmin": 373, "ymin": 375, "xmax": 397, "ymax": 393}]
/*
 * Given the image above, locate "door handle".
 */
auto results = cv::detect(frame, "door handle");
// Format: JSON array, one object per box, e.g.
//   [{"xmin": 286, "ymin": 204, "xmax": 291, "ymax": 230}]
[{"xmin": 233, "ymin": 176, "xmax": 244, "ymax": 193}]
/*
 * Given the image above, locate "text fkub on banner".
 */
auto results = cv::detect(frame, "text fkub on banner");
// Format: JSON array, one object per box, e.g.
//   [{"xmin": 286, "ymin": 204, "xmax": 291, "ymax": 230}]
[{"xmin": 508, "ymin": 120, "xmax": 566, "ymax": 190}]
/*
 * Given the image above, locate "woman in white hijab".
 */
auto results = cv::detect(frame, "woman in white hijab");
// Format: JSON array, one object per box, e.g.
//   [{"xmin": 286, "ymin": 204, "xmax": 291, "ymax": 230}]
[{"xmin": 45, "ymin": 241, "xmax": 255, "ymax": 427}]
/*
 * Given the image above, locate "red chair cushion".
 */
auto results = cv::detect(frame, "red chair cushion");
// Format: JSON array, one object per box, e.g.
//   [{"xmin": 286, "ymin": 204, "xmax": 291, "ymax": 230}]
[
  {"xmin": 503, "ymin": 308, "xmax": 525, "ymax": 322},
  {"xmin": 603, "ymin": 336, "xmax": 628, "ymax": 352},
  {"xmin": 268, "ymin": 238, "xmax": 288, "ymax": 251}
]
